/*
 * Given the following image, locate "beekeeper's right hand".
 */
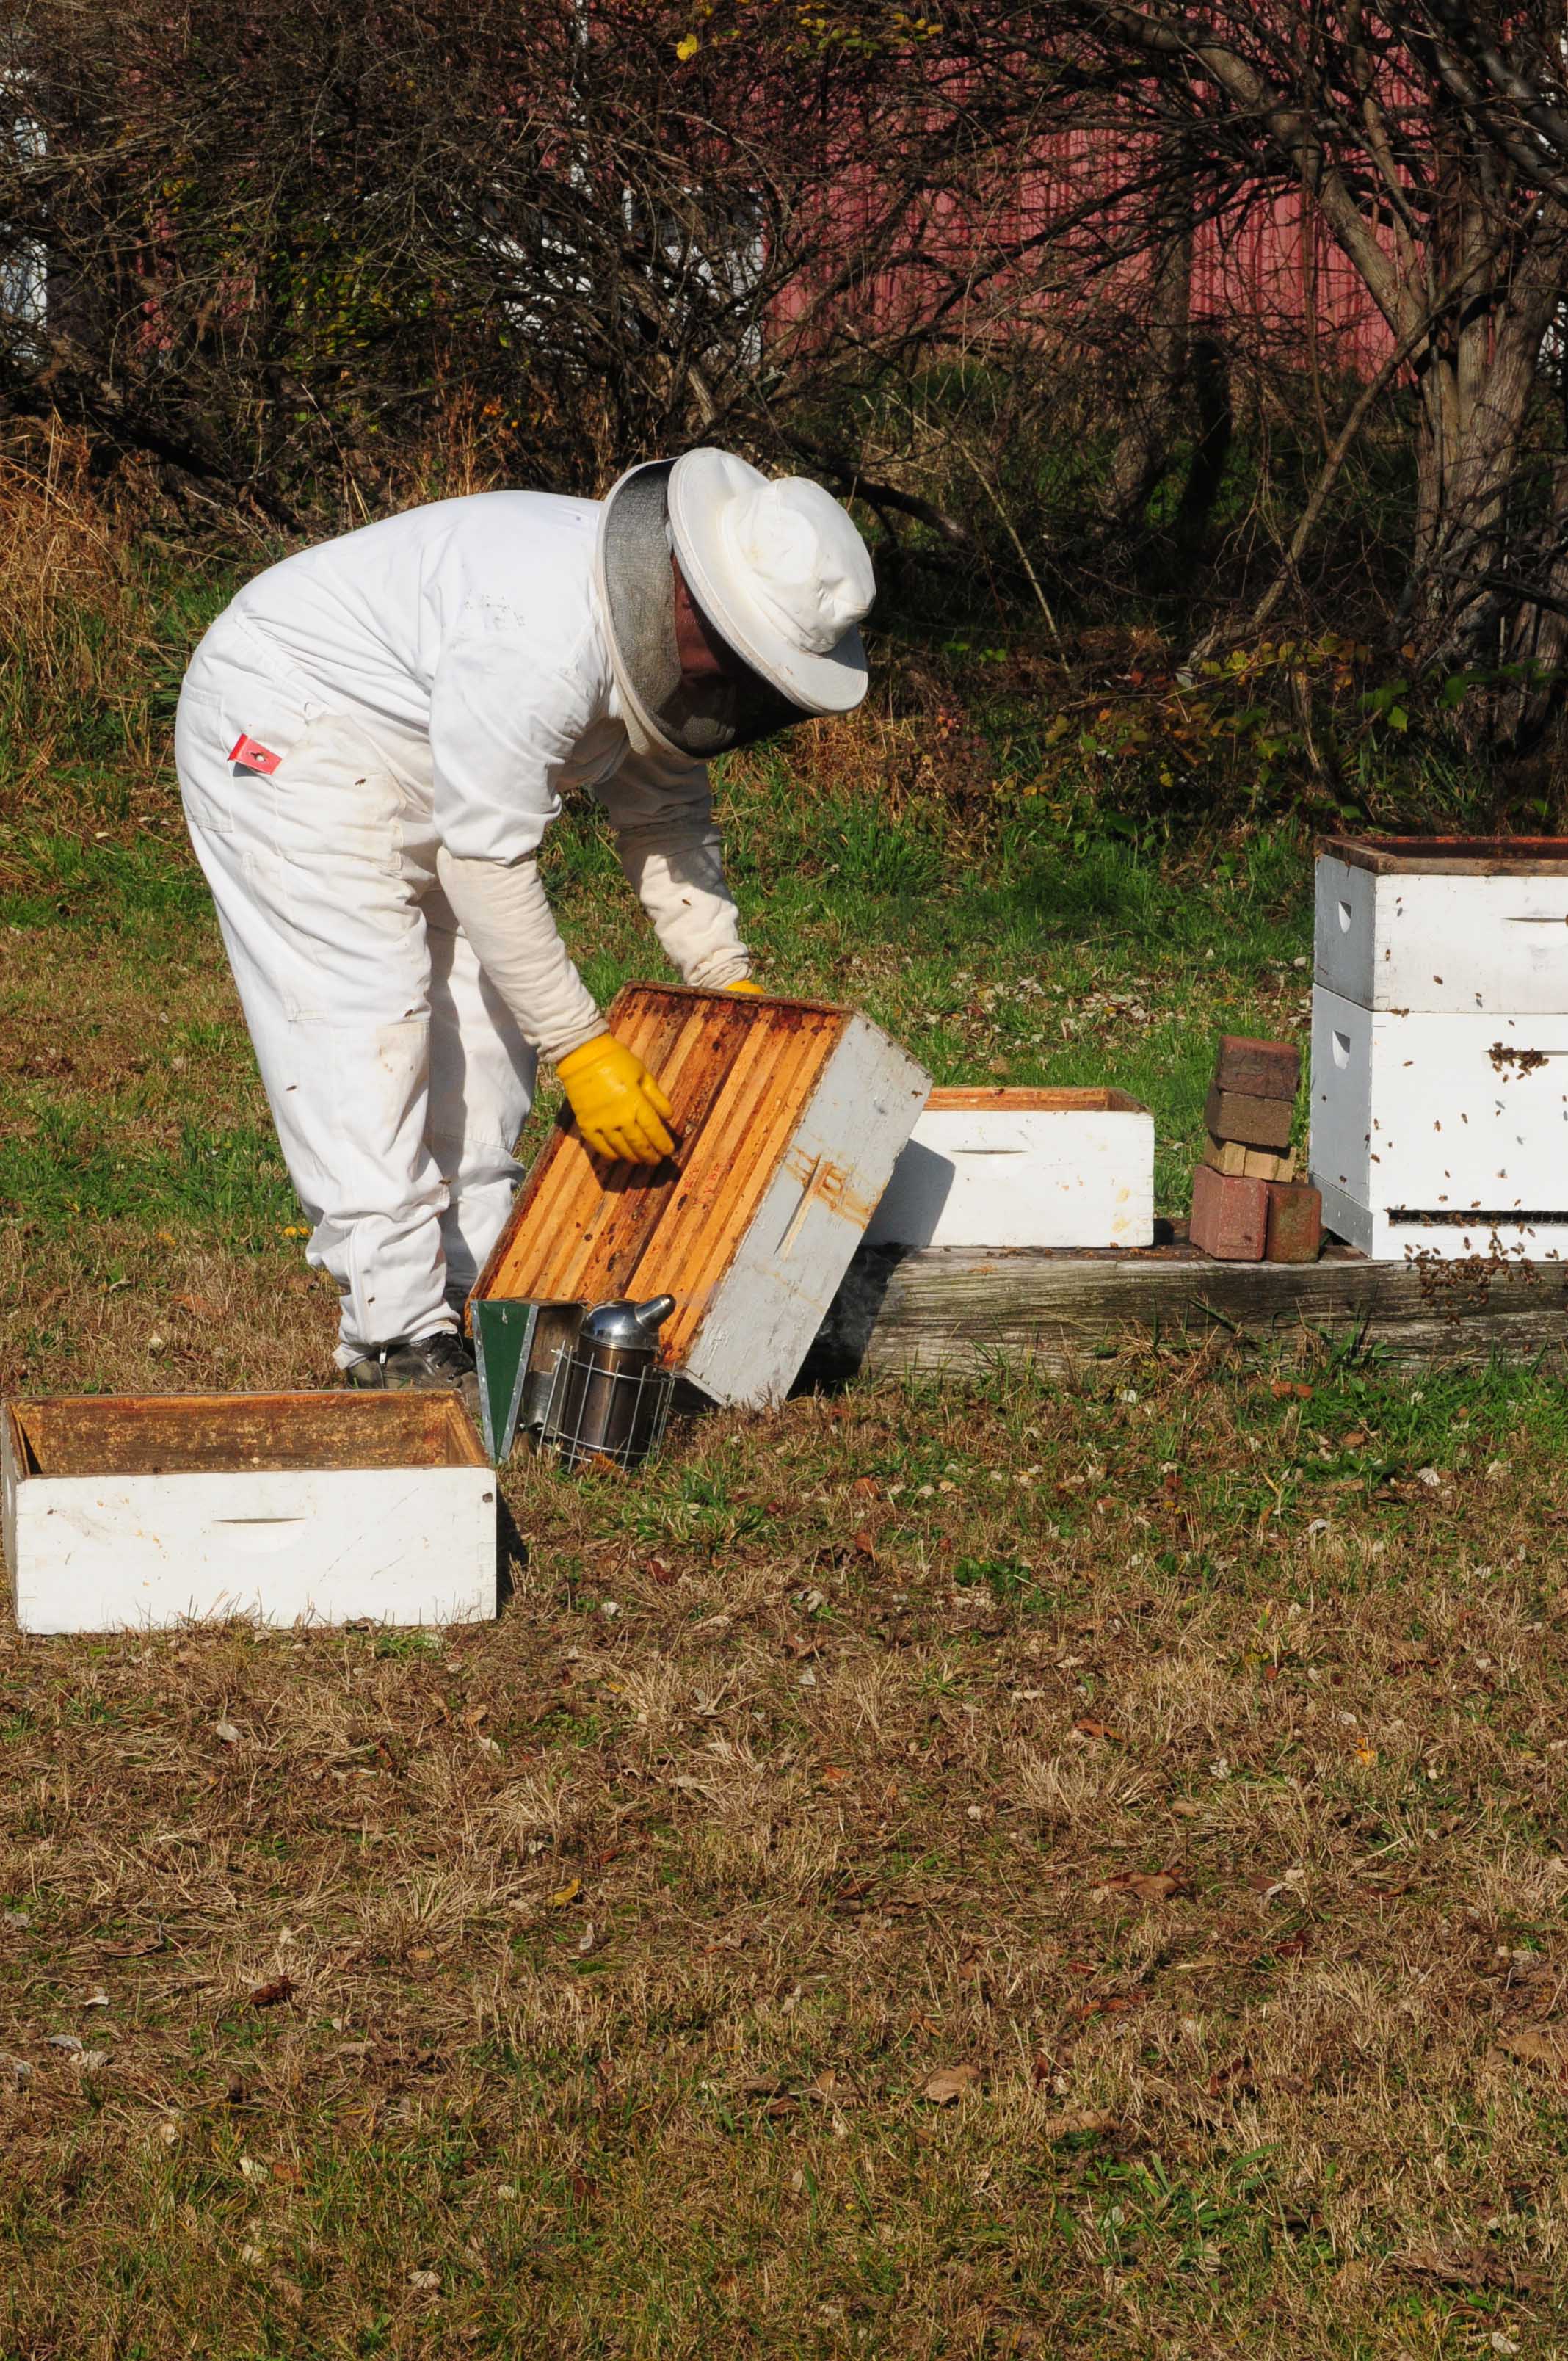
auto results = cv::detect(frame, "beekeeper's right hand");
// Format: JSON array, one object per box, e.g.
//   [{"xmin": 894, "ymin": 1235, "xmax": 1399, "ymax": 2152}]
[{"xmin": 557, "ymin": 1034, "xmax": 677, "ymax": 1164}]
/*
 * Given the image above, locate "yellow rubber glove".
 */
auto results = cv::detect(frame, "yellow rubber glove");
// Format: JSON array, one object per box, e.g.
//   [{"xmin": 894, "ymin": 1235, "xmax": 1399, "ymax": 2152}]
[
  {"xmin": 556, "ymin": 1033, "xmax": 676, "ymax": 1164},
  {"xmin": 725, "ymin": 978, "xmax": 764, "ymax": 995}
]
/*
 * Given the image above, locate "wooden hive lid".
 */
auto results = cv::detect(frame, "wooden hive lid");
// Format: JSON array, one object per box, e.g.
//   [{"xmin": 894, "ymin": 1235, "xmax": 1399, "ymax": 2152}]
[
  {"xmin": 472, "ymin": 983, "xmax": 854, "ymax": 1368},
  {"xmin": 1318, "ymin": 833, "xmax": 1568, "ymax": 876}
]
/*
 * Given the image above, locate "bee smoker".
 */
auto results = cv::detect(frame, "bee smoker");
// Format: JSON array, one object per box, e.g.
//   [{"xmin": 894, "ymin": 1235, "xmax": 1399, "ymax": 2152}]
[{"xmin": 542, "ymin": 1294, "xmax": 677, "ymax": 1472}]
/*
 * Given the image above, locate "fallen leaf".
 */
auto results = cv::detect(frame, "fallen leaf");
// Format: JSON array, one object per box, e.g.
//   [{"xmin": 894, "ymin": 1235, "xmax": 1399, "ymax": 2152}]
[
  {"xmin": 214, "ymin": 1721, "xmax": 242, "ymax": 1747},
  {"xmin": 270, "ymin": 2158, "xmax": 302, "ymax": 2187},
  {"xmin": 170, "ymin": 1293, "xmax": 222, "ymax": 1321},
  {"xmin": 1498, "ymin": 2023, "xmax": 1568, "ymax": 2067},
  {"xmin": 819, "ymin": 1765, "xmax": 849, "ymax": 1787},
  {"xmin": 1100, "ymin": 1870, "xmax": 1184, "ymax": 1904},
  {"xmin": 407, "ymin": 2269, "xmax": 440, "ymax": 2293},
  {"xmin": 1394, "ymin": 2244, "xmax": 1545, "ymax": 2294},
  {"xmin": 249, "ymin": 1975, "xmax": 295, "ymax": 2010},
  {"xmin": 4, "ymin": 1911, "xmax": 32, "ymax": 1931},
  {"xmin": 239, "ymin": 2156, "xmax": 269, "ymax": 2183},
  {"xmin": 1205, "ymin": 2056, "xmax": 1257, "ymax": 2099},
  {"xmin": 548, "ymin": 1879, "xmax": 582, "ymax": 1910},
  {"xmin": 850, "ymin": 1475, "xmax": 881, "ymax": 1498},
  {"xmin": 1042, "ymin": 2106, "xmax": 1116, "ymax": 2138},
  {"xmin": 805, "ymin": 2069, "xmax": 851, "ymax": 2103},
  {"xmin": 1269, "ymin": 1379, "xmax": 1313, "ymax": 1400},
  {"xmin": 1073, "ymin": 1719, "xmax": 1120, "ymax": 1743},
  {"xmin": 644, "ymin": 1556, "xmax": 676, "ymax": 1586},
  {"xmin": 921, "ymin": 2064, "xmax": 981, "ymax": 2105},
  {"xmin": 46, "ymin": 2033, "xmax": 83, "ymax": 2053},
  {"xmin": 851, "ymin": 1526, "xmax": 878, "ymax": 1562},
  {"xmin": 82, "ymin": 1990, "xmax": 109, "ymax": 2009}
]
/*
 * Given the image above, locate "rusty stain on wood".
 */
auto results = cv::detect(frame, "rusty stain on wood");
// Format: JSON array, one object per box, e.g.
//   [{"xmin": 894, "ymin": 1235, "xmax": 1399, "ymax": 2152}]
[
  {"xmin": 474, "ymin": 984, "xmax": 867, "ymax": 1367},
  {"xmin": 9, "ymin": 1393, "xmax": 486, "ymax": 1479}
]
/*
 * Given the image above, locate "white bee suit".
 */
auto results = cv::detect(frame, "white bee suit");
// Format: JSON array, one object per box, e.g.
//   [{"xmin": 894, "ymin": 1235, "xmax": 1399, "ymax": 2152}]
[{"xmin": 175, "ymin": 492, "xmax": 749, "ymax": 1363}]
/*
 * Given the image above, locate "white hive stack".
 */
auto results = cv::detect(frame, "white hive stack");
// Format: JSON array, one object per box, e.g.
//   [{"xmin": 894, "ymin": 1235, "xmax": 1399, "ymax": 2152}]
[{"xmin": 1310, "ymin": 835, "xmax": 1568, "ymax": 1259}]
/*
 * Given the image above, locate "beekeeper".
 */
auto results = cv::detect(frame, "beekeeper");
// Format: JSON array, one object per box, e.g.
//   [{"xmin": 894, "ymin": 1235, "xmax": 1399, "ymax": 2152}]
[{"xmin": 175, "ymin": 450, "xmax": 874, "ymax": 1397}]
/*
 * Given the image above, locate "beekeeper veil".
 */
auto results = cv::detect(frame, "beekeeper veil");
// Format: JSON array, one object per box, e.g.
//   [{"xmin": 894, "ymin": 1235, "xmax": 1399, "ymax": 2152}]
[{"xmin": 595, "ymin": 450, "xmax": 875, "ymax": 763}]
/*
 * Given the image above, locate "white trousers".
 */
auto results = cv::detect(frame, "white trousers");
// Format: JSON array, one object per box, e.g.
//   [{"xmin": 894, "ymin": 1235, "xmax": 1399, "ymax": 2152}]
[{"xmin": 175, "ymin": 614, "xmax": 537, "ymax": 1361}]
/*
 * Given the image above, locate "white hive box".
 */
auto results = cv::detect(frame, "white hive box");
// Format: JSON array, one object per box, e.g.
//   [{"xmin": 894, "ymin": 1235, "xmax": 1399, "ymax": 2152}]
[
  {"xmin": 2, "ymin": 1393, "xmax": 497, "ymax": 1634},
  {"xmin": 1310, "ymin": 836, "xmax": 1568, "ymax": 1260},
  {"xmin": 865, "ymin": 1086, "xmax": 1155, "ymax": 1250},
  {"xmin": 1315, "ymin": 835, "xmax": 1568, "ymax": 1012}
]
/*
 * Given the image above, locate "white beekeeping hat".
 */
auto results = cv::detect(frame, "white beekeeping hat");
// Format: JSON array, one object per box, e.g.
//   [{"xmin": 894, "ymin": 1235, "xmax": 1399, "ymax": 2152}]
[
  {"xmin": 666, "ymin": 448, "xmax": 874, "ymax": 715},
  {"xmin": 595, "ymin": 449, "xmax": 874, "ymax": 761}
]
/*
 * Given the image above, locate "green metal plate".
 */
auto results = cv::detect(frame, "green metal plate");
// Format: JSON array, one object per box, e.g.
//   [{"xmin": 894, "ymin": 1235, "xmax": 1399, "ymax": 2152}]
[{"xmin": 471, "ymin": 1299, "xmax": 539, "ymax": 1464}]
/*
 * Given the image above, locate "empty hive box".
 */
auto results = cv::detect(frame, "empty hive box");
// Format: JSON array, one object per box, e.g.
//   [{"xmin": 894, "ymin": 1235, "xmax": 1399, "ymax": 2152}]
[
  {"xmin": 1312, "ymin": 835, "xmax": 1568, "ymax": 1258},
  {"xmin": 473, "ymin": 983, "xmax": 930, "ymax": 1408},
  {"xmin": 865, "ymin": 1087, "xmax": 1154, "ymax": 1250},
  {"xmin": 2, "ymin": 1393, "xmax": 496, "ymax": 1633}
]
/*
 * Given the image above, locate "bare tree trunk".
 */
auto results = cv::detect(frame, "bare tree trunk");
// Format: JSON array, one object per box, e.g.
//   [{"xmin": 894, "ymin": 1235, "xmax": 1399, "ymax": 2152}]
[
  {"xmin": 1498, "ymin": 457, "xmax": 1568, "ymax": 746},
  {"xmin": 1408, "ymin": 225, "xmax": 1565, "ymax": 664},
  {"xmin": 1101, "ymin": 159, "xmax": 1193, "ymax": 531}
]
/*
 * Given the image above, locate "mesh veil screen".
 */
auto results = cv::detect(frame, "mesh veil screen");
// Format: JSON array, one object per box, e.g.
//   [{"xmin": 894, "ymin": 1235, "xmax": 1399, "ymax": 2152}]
[{"xmin": 600, "ymin": 462, "xmax": 802, "ymax": 758}]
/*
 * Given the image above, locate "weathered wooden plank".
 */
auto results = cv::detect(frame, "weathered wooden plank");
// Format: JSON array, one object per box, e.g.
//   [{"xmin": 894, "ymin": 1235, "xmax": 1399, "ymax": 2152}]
[{"xmin": 827, "ymin": 1242, "xmax": 1568, "ymax": 1379}]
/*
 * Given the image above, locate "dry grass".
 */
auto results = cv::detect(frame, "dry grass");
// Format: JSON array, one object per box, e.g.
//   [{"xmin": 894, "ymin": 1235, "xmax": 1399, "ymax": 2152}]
[
  {"xmin": 0, "ymin": 423, "xmax": 161, "ymax": 806},
  {"xmin": 5, "ymin": 1331, "xmax": 1568, "ymax": 2354}
]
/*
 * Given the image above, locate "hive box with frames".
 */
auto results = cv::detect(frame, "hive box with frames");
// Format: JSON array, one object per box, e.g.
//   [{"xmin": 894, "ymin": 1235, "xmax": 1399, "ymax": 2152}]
[
  {"xmin": 1312, "ymin": 835, "xmax": 1568, "ymax": 1259},
  {"xmin": 471, "ymin": 981, "xmax": 930, "ymax": 1431},
  {"xmin": 2, "ymin": 1393, "xmax": 496, "ymax": 1633}
]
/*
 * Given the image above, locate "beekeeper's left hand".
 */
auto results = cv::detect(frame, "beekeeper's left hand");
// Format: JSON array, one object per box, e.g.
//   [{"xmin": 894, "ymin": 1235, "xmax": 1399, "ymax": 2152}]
[{"xmin": 557, "ymin": 1032, "xmax": 677, "ymax": 1163}]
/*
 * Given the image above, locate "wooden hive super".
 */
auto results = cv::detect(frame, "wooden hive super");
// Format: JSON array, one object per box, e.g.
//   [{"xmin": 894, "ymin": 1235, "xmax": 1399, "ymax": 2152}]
[
  {"xmin": 3, "ymin": 1392, "xmax": 496, "ymax": 1633},
  {"xmin": 472, "ymin": 984, "xmax": 930, "ymax": 1407}
]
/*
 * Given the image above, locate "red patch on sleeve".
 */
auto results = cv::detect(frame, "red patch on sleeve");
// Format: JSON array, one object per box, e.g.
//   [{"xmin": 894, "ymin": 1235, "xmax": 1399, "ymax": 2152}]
[{"xmin": 228, "ymin": 733, "xmax": 283, "ymax": 775}]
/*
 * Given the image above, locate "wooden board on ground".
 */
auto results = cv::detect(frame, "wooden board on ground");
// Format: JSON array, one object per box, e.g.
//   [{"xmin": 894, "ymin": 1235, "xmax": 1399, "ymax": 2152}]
[
  {"xmin": 473, "ymin": 983, "xmax": 929, "ymax": 1407},
  {"xmin": 814, "ymin": 1236, "xmax": 1568, "ymax": 1381}
]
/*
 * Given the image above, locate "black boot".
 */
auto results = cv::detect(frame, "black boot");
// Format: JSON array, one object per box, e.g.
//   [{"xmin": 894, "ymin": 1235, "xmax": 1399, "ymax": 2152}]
[{"xmin": 344, "ymin": 1330, "xmax": 480, "ymax": 1421}]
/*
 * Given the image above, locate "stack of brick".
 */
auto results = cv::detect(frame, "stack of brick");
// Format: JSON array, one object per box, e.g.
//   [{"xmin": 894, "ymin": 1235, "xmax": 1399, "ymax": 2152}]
[{"xmin": 1189, "ymin": 1034, "xmax": 1322, "ymax": 1262}]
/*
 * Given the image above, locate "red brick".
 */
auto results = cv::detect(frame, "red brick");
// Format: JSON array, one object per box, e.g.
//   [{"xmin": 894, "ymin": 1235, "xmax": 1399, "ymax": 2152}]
[
  {"xmin": 1190, "ymin": 1163, "xmax": 1270, "ymax": 1260},
  {"xmin": 1203, "ymin": 1083, "xmax": 1294, "ymax": 1151},
  {"xmin": 1213, "ymin": 1034, "xmax": 1301, "ymax": 1102},
  {"xmin": 1265, "ymin": 1180, "xmax": 1323, "ymax": 1263}
]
